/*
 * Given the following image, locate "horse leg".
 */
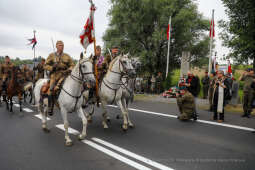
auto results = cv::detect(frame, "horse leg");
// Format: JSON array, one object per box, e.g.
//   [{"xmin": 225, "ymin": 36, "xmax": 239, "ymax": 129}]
[
  {"xmin": 9, "ymin": 97, "xmax": 13, "ymax": 112},
  {"xmin": 4, "ymin": 95, "xmax": 9, "ymax": 110},
  {"xmin": 87, "ymin": 105, "xmax": 94, "ymax": 123},
  {"xmin": 29, "ymin": 89, "xmax": 33, "ymax": 104},
  {"xmin": 116, "ymin": 99, "xmax": 128, "ymax": 131},
  {"xmin": 124, "ymin": 99, "xmax": 134, "ymax": 128},
  {"xmin": 23, "ymin": 92, "xmax": 27, "ymax": 103},
  {"xmin": 100, "ymin": 100, "xmax": 109, "ymax": 129},
  {"xmin": 60, "ymin": 107, "xmax": 73, "ymax": 146},
  {"xmin": 18, "ymin": 93, "xmax": 23, "ymax": 112},
  {"xmin": 77, "ymin": 107, "xmax": 87, "ymax": 140},
  {"xmin": 41, "ymin": 97, "xmax": 50, "ymax": 133}
]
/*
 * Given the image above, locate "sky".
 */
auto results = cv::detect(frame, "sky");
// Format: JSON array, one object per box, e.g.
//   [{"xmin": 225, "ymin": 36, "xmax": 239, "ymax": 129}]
[{"xmin": 0, "ymin": 0, "xmax": 229, "ymax": 62}]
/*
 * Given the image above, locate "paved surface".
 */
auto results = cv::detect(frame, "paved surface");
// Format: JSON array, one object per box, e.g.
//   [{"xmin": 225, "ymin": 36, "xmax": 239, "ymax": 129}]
[{"xmin": 0, "ymin": 99, "xmax": 254, "ymax": 170}]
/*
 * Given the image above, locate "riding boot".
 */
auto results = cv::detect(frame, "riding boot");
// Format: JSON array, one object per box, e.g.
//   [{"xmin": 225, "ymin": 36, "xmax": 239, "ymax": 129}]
[{"xmin": 48, "ymin": 95, "xmax": 54, "ymax": 116}]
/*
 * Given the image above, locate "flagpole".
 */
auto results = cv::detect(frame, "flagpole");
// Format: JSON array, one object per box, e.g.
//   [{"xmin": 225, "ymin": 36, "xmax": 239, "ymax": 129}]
[
  {"xmin": 33, "ymin": 30, "xmax": 36, "ymax": 83},
  {"xmin": 166, "ymin": 16, "xmax": 171, "ymax": 78},
  {"xmin": 208, "ymin": 9, "xmax": 214, "ymax": 74},
  {"xmin": 90, "ymin": 0, "xmax": 99, "ymax": 98}
]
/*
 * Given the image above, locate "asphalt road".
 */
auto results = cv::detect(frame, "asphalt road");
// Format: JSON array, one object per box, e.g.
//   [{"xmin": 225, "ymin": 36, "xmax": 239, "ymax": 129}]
[{"xmin": 0, "ymin": 99, "xmax": 254, "ymax": 170}]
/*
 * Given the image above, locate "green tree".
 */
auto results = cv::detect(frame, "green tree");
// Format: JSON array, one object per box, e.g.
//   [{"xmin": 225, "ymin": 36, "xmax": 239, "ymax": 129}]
[
  {"xmin": 218, "ymin": 0, "xmax": 255, "ymax": 68},
  {"xmin": 103, "ymin": 0, "xmax": 210, "ymax": 76}
]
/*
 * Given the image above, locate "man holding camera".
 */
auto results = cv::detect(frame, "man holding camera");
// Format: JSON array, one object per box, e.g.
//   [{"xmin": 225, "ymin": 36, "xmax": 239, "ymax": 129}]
[
  {"xmin": 239, "ymin": 68, "xmax": 255, "ymax": 118},
  {"xmin": 176, "ymin": 84, "xmax": 196, "ymax": 121}
]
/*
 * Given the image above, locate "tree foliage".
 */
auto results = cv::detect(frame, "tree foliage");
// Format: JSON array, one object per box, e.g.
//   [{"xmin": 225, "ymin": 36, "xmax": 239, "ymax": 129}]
[
  {"xmin": 103, "ymin": 0, "xmax": 210, "ymax": 76},
  {"xmin": 218, "ymin": 0, "xmax": 255, "ymax": 68}
]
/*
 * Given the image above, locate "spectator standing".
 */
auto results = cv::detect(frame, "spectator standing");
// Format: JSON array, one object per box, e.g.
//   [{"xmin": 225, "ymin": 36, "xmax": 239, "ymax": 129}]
[
  {"xmin": 239, "ymin": 68, "xmax": 255, "ymax": 118},
  {"xmin": 201, "ymin": 71, "xmax": 210, "ymax": 99}
]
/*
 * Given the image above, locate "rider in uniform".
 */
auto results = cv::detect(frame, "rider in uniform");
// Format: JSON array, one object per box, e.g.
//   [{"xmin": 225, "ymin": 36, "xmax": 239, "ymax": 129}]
[
  {"xmin": 1, "ymin": 56, "xmax": 14, "ymax": 93},
  {"xmin": 89, "ymin": 45, "xmax": 120, "ymax": 103},
  {"xmin": 33, "ymin": 58, "xmax": 45, "ymax": 82},
  {"xmin": 44, "ymin": 40, "xmax": 74, "ymax": 114},
  {"xmin": 21, "ymin": 64, "xmax": 31, "ymax": 81}
]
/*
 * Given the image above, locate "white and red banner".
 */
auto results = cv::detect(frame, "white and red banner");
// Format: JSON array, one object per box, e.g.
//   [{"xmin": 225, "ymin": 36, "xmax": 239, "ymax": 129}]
[{"xmin": 80, "ymin": 3, "xmax": 96, "ymax": 49}]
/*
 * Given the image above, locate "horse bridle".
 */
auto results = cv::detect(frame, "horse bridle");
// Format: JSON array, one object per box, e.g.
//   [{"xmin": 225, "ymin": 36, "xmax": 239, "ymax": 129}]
[
  {"xmin": 60, "ymin": 59, "xmax": 95, "ymax": 112},
  {"xmin": 109, "ymin": 58, "xmax": 130, "ymax": 77},
  {"xmin": 102, "ymin": 57, "xmax": 135, "ymax": 104},
  {"xmin": 70, "ymin": 59, "xmax": 94, "ymax": 84}
]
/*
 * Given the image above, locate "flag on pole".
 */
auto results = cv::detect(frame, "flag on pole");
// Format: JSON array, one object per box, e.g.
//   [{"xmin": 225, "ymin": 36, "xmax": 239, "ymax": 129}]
[
  {"xmin": 167, "ymin": 24, "xmax": 171, "ymax": 40},
  {"xmin": 228, "ymin": 60, "xmax": 232, "ymax": 74},
  {"xmin": 27, "ymin": 35, "xmax": 37, "ymax": 49},
  {"xmin": 209, "ymin": 18, "xmax": 215, "ymax": 38},
  {"xmin": 80, "ymin": 3, "xmax": 96, "ymax": 50}
]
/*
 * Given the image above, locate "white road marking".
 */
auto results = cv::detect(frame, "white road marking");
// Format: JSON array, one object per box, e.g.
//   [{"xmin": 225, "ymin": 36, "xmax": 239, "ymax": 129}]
[
  {"xmin": 23, "ymin": 108, "xmax": 34, "ymax": 113},
  {"xmin": 83, "ymin": 140, "xmax": 152, "ymax": 170},
  {"xmin": 55, "ymin": 124, "xmax": 80, "ymax": 135},
  {"xmin": 14, "ymin": 104, "xmax": 20, "ymax": 107},
  {"xmin": 34, "ymin": 114, "xmax": 51, "ymax": 121},
  {"xmin": 92, "ymin": 138, "xmax": 174, "ymax": 170},
  {"xmin": 107, "ymin": 105, "xmax": 255, "ymax": 132}
]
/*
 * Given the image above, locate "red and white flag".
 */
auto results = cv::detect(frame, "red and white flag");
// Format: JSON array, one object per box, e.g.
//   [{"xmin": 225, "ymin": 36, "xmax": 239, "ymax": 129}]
[
  {"xmin": 209, "ymin": 19, "xmax": 215, "ymax": 38},
  {"xmin": 80, "ymin": 3, "xmax": 96, "ymax": 49}
]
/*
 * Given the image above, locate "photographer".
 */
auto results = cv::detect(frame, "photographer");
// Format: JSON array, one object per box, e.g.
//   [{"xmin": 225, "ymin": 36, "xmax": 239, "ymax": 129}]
[
  {"xmin": 239, "ymin": 68, "xmax": 255, "ymax": 118},
  {"xmin": 185, "ymin": 71, "xmax": 200, "ymax": 117},
  {"xmin": 176, "ymin": 84, "xmax": 196, "ymax": 121}
]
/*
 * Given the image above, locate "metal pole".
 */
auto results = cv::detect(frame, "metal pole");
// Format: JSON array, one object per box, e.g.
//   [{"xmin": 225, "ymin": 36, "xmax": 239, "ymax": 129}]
[
  {"xmin": 33, "ymin": 30, "xmax": 36, "ymax": 83},
  {"xmin": 166, "ymin": 16, "xmax": 171, "ymax": 78},
  {"xmin": 208, "ymin": 9, "xmax": 214, "ymax": 74}
]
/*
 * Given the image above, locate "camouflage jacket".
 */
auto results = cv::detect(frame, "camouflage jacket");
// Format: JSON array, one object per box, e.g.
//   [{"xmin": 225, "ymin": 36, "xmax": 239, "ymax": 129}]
[{"xmin": 44, "ymin": 52, "xmax": 74, "ymax": 74}]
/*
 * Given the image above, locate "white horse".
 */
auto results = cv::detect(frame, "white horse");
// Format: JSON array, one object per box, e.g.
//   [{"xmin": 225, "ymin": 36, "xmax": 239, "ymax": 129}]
[
  {"xmin": 84, "ymin": 55, "xmax": 136, "ymax": 131},
  {"xmin": 34, "ymin": 58, "xmax": 95, "ymax": 146},
  {"xmin": 115, "ymin": 57, "xmax": 141, "ymax": 120}
]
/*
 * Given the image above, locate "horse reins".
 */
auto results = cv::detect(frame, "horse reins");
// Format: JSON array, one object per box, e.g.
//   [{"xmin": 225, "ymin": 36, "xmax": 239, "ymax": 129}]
[{"xmin": 60, "ymin": 59, "xmax": 94, "ymax": 112}]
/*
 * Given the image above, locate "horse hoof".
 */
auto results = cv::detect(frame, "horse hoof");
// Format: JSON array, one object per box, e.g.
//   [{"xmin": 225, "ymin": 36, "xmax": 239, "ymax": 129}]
[
  {"xmin": 78, "ymin": 134, "xmax": 86, "ymax": 141},
  {"xmin": 88, "ymin": 119, "xmax": 93, "ymax": 123},
  {"xmin": 107, "ymin": 118, "xmax": 111, "ymax": 123},
  {"xmin": 129, "ymin": 124, "xmax": 135, "ymax": 128},
  {"xmin": 65, "ymin": 141, "xmax": 73, "ymax": 147},
  {"xmin": 42, "ymin": 127, "xmax": 50, "ymax": 133},
  {"xmin": 116, "ymin": 115, "xmax": 120, "ymax": 119},
  {"xmin": 122, "ymin": 124, "xmax": 128, "ymax": 131}
]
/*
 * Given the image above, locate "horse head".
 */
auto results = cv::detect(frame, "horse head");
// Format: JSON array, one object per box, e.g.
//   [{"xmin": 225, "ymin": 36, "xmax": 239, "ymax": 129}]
[
  {"xmin": 131, "ymin": 57, "xmax": 142, "ymax": 71},
  {"xmin": 77, "ymin": 58, "xmax": 96, "ymax": 87},
  {"xmin": 119, "ymin": 55, "xmax": 136, "ymax": 78}
]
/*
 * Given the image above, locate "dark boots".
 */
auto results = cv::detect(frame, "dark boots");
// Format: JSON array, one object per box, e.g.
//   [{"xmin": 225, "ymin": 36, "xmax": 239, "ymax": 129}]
[{"xmin": 48, "ymin": 94, "xmax": 54, "ymax": 116}]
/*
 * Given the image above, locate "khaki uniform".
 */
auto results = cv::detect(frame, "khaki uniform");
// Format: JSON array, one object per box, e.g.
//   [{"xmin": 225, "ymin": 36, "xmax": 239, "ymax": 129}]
[
  {"xmin": 44, "ymin": 52, "xmax": 74, "ymax": 94},
  {"xmin": 240, "ymin": 74, "xmax": 255, "ymax": 115},
  {"xmin": 1, "ymin": 62, "xmax": 14, "ymax": 81},
  {"xmin": 34, "ymin": 63, "xmax": 45, "ymax": 81},
  {"xmin": 21, "ymin": 66, "xmax": 31, "ymax": 81},
  {"xmin": 202, "ymin": 75, "xmax": 210, "ymax": 99},
  {"xmin": 176, "ymin": 91, "xmax": 195, "ymax": 120}
]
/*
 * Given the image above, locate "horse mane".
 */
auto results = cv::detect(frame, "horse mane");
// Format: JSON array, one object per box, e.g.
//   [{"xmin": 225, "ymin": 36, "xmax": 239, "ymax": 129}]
[{"xmin": 108, "ymin": 56, "xmax": 120, "ymax": 71}]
